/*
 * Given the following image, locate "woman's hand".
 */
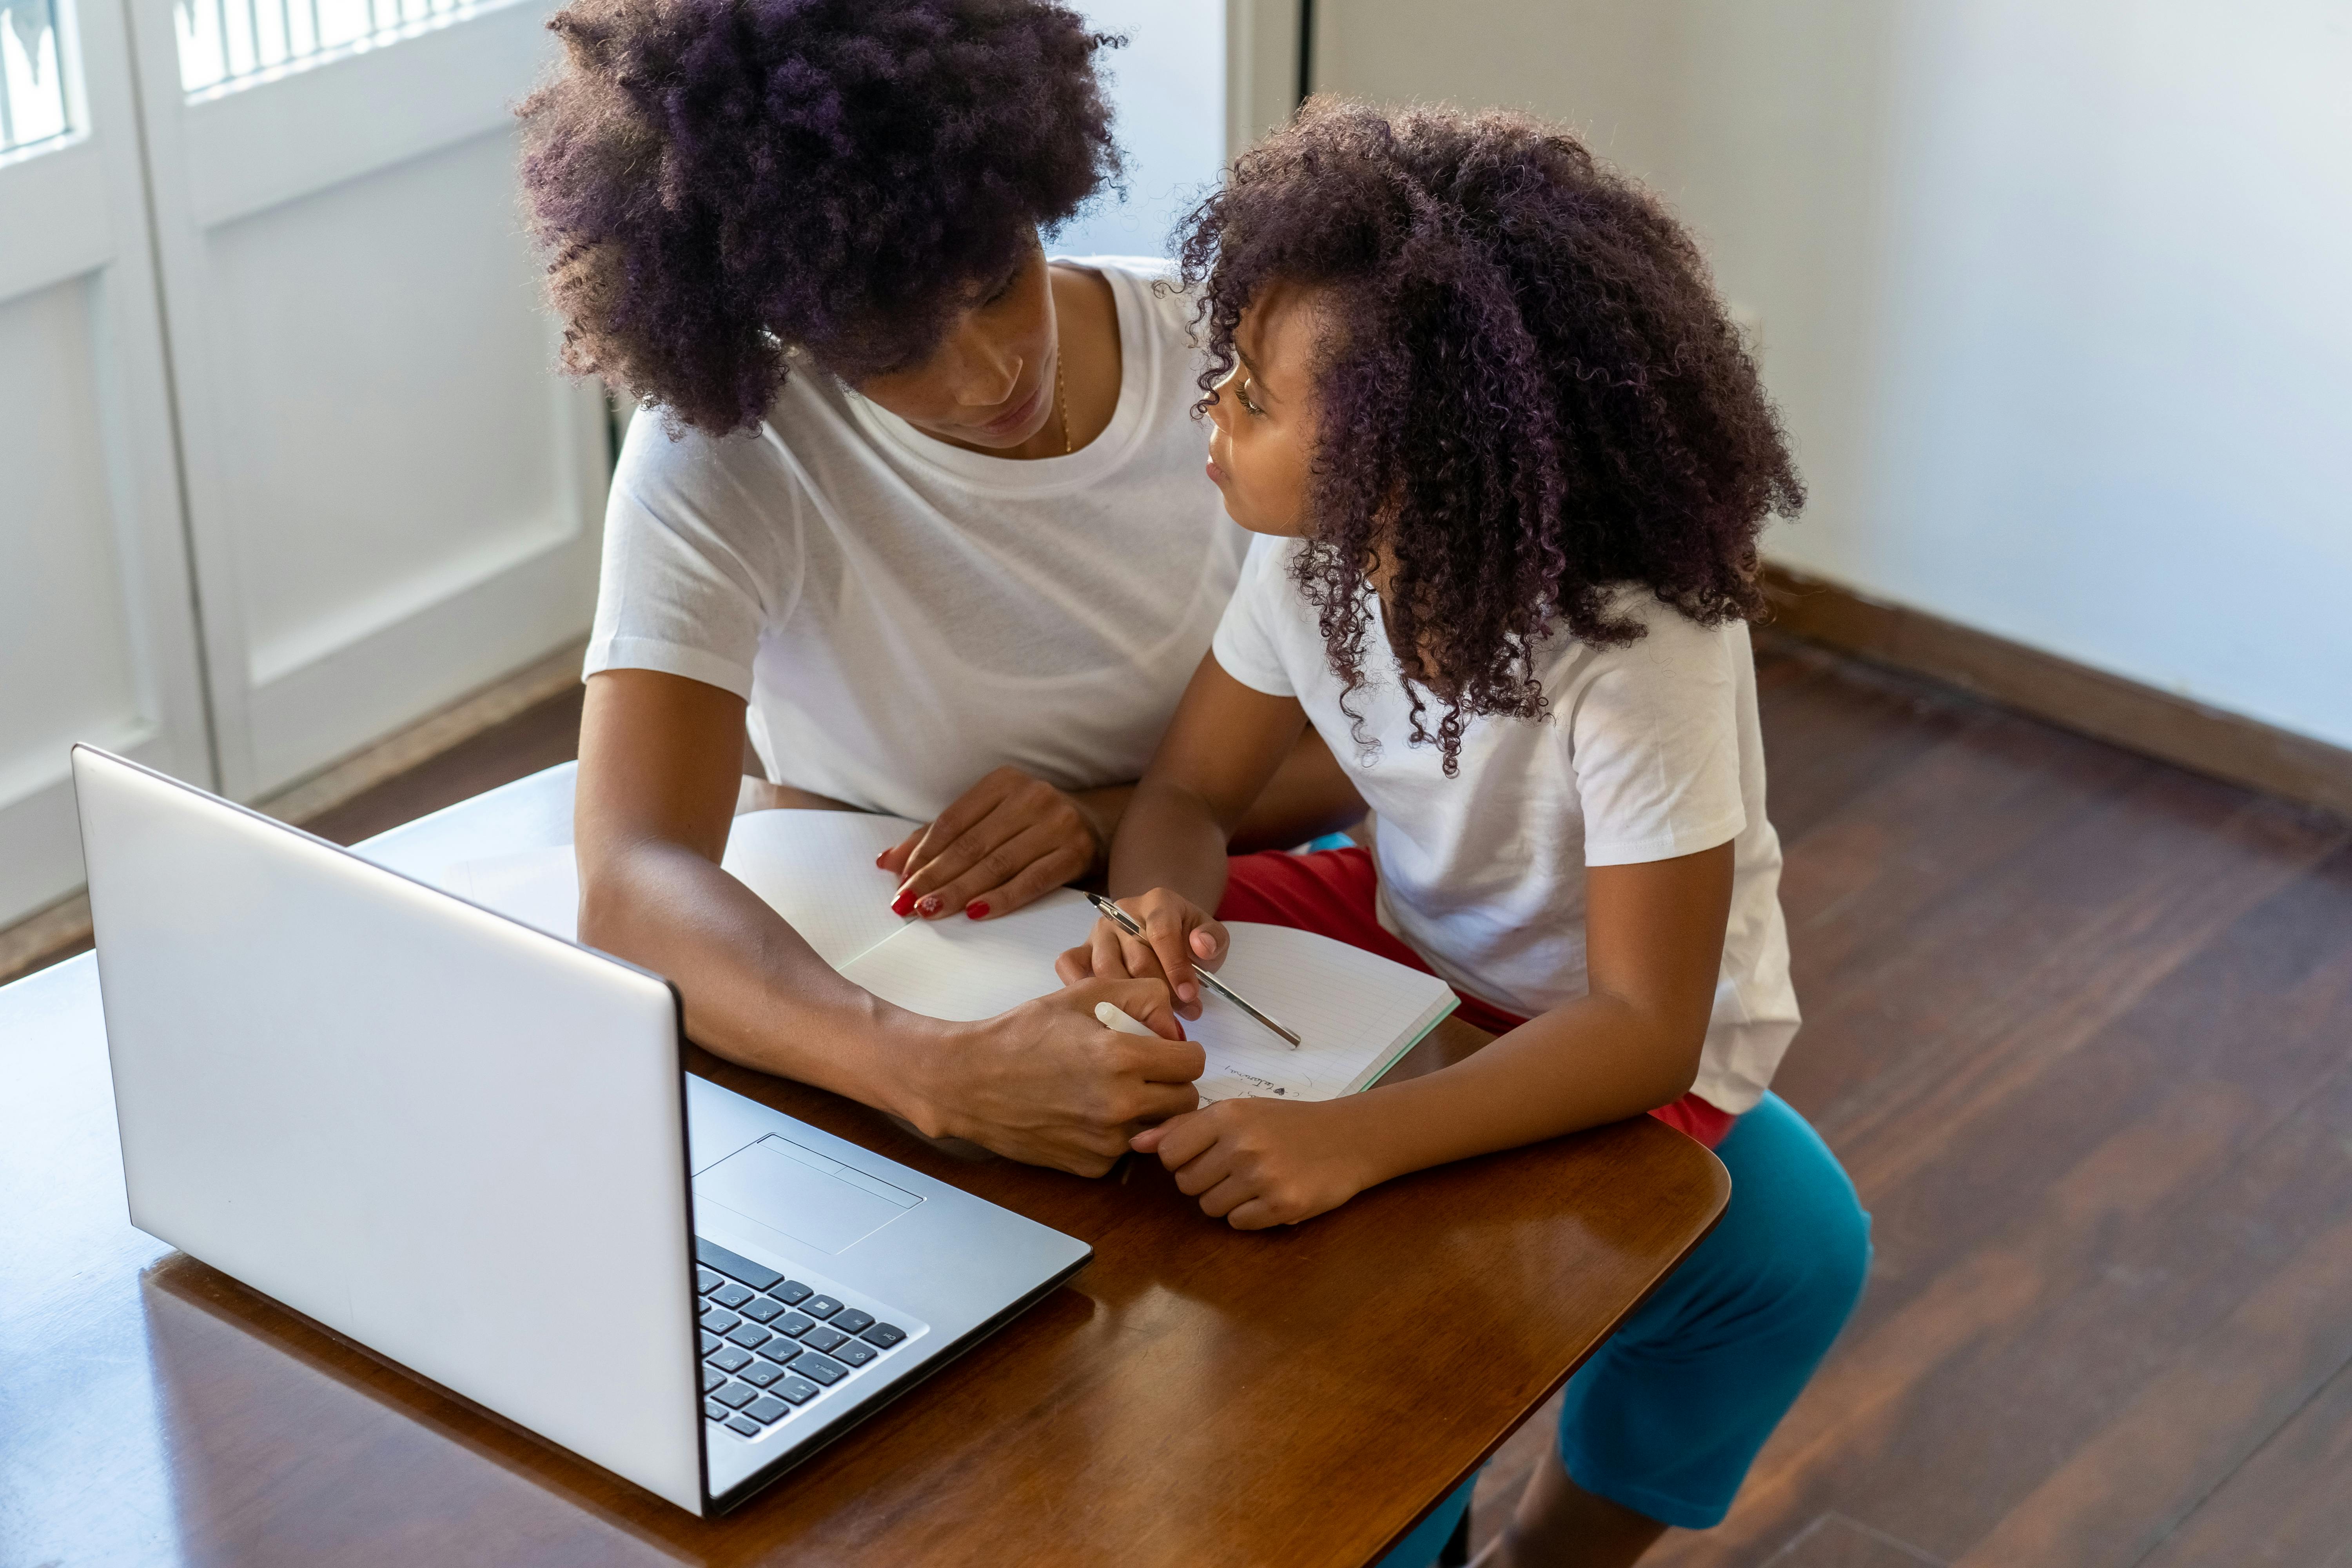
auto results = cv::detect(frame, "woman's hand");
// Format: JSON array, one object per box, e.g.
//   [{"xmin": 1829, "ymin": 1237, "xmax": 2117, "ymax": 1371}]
[
  {"xmin": 920, "ymin": 978, "xmax": 1205, "ymax": 1176},
  {"xmin": 880, "ymin": 766, "xmax": 1113, "ymax": 922},
  {"xmin": 1131, "ymin": 1098, "xmax": 1380, "ymax": 1229},
  {"xmin": 1053, "ymin": 888, "xmax": 1229, "ymax": 1019}
]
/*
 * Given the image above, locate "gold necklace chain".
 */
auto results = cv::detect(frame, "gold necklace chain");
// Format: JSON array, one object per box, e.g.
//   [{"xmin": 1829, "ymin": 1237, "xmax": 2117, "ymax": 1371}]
[{"xmin": 1055, "ymin": 348, "xmax": 1073, "ymax": 456}]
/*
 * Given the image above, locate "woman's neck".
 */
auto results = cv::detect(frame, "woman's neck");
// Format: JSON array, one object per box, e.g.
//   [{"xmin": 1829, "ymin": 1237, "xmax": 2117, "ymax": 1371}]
[{"xmin": 1019, "ymin": 263, "xmax": 1119, "ymax": 460}]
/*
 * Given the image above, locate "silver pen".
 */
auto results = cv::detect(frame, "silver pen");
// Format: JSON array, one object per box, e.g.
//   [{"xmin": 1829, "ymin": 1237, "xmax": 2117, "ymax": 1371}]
[{"xmin": 1085, "ymin": 892, "xmax": 1301, "ymax": 1048}]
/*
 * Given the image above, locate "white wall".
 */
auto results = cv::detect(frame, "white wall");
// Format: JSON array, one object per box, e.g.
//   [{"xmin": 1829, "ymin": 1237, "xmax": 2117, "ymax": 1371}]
[
  {"xmin": 1315, "ymin": 0, "xmax": 2352, "ymax": 751},
  {"xmin": 1054, "ymin": 0, "xmax": 1227, "ymax": 261}
]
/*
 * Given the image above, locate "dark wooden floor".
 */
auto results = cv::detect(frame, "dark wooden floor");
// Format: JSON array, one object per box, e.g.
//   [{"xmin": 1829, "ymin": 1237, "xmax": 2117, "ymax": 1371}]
[
  {"xmin": 13, "ymin": 639, "xmax": 2350, "ymax": 1565},
  {"xmin": 1461, "ymin": 636, "xmax": 2352, "ymax": 1567}
]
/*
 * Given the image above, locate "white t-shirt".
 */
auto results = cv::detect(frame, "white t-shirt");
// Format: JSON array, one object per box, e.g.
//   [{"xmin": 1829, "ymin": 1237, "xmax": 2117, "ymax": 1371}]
[
  {"xmin": 1211, "ymin": 536, "xmax": 1799, "ymax": 1115},
  {"xmin": 586, "ymin": 257, "xmax": 1249, "ymax": 821}
]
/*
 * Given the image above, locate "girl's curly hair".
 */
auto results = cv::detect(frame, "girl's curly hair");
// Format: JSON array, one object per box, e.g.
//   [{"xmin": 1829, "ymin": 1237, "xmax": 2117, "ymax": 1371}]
[
  {"xmin": 518, "ymin": 0, "xmax": 1121, "ymax": 434},
  {"xmin": 1179, "ymin": 100, "xmax": 1803, "ymax": 773}
]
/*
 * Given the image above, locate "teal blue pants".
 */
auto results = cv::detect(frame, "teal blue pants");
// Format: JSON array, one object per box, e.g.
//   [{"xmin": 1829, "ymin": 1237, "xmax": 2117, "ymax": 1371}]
[{"xmin": 1377, "ymin": 1093, "xmax": 1870, "ymax": 1564}]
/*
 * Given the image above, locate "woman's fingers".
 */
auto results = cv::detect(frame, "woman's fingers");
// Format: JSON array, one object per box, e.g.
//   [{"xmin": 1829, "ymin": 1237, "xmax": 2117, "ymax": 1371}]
[
  {"xmin": 877, "ymin": 824, "xmax": 924, "ymax": 878},
  {"xmin": 894, "ymin": 769, "xmax": 1098, "ymax": 918},
  {"xmin": 1095, "ymin": 977, "xmax": 1200, "ymax": 1056},
  {"xmin": 958, "ymin": 833, "xmax": 1094, "ymax": 921},
  {"xmin": 893, "ymin": 796, "xmax": 1029, "ymax": 916}
]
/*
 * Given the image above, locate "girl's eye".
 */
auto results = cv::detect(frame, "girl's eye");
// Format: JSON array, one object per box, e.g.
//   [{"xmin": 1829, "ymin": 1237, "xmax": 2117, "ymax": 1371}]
[
  {"xmin": 982, "ymin": 267, "xmax": 1021, "ymax": 307},
  {"xmin": 1237, "ymin": 377, "xmax": 1265, "ymax": 417}
]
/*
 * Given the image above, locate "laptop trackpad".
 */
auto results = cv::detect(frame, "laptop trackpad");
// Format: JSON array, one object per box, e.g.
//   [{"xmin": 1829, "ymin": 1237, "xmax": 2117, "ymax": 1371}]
[{"xmin": 693, "ymin": 1135, "xmax": 921, "ymax": 1256}]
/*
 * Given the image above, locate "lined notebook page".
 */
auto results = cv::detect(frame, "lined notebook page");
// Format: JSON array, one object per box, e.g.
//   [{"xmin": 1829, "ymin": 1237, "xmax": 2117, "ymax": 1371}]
[
  {"xmin": 718, "ymin": 809, "xmax": 921, "ymax": 967},
  {"xmin": 1189, "ymin": 924, "xmax": 1456, "ymax": 1101},
  {"xmin": 839, "ymin": 897, "xmax": 1458, "ymax": 1103},
  {"xmin": 836, "ymin": 890, "xmax": 1096, "ymax": 1020},
  {"xmin": 441, "ymin": 846, "xmax": 580, "ymax": 940}
]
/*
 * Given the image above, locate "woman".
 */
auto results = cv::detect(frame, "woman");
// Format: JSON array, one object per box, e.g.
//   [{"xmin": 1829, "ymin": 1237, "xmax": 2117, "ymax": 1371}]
[{"xmin": 517, "ymin": 0, "xmax": 1359, "ymax": 1173}]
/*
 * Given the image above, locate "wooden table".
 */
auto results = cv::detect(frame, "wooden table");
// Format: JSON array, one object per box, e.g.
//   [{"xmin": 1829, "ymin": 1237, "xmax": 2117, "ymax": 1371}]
[{"xmin": 0, "ymin": 767, "xmax": 1728, "ymax": 1567}]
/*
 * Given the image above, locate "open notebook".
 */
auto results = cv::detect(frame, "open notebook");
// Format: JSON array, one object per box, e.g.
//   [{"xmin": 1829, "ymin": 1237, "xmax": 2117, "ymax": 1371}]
[{"xmin": 443, "ymin": 809, "xmax": 1457, "ymax": 1103}]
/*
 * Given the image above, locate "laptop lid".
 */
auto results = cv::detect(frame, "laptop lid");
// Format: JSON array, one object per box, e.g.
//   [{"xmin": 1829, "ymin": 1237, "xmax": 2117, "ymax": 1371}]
[{"xmin": 72, "ymin": 746, "xmax": 710, "ymax": 1514}]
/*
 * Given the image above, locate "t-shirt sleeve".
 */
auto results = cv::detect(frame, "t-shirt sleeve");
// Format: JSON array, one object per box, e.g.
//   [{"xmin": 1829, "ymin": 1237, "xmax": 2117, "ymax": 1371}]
[
  {"xmin": 582, "ymin": 421, "xmax": 800, "ymax": 702},
  {"xmin": 1209, "ymin": 534, "xmax": 1301, "ymax": 697},
  {"xmin": 1564, "ymin": 607, "xmax": 1749, "ymax": 866}
]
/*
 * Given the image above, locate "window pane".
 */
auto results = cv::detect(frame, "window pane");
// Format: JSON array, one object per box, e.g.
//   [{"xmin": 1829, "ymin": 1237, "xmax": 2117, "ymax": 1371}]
[
  {"xmin": 0, "ymin": 0, "xmax": 70, "ymax": 156},
  {"xmin": 174, "ymin": 0, "xmax": 503, "ymax": 96}
]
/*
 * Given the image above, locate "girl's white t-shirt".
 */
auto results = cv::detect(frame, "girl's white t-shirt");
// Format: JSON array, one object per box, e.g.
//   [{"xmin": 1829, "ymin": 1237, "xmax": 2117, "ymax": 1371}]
[
  {"xmin": 585, "ymin": 257, "xmax": 1249, "ymax": 822},
  {"xmin": 1211, "ymin": 535, "xmax": 1799, "ymax": 1114}
]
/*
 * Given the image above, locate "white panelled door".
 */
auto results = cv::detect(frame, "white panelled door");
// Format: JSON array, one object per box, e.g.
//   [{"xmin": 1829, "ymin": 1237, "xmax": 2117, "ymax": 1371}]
[
  {"xmin": 0, "ymin": 0, "xmax": 214, "ymax": 925},
  {"xmin": 123, "ymin": 0, "xmax": 606, "ymax": 799}
]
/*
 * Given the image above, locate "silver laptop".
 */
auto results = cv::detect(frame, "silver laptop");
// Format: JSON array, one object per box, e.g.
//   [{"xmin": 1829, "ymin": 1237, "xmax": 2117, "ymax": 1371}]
[{"xmin": 71, "ymin": 745, "xmax": 1091, "ymax": 1516}]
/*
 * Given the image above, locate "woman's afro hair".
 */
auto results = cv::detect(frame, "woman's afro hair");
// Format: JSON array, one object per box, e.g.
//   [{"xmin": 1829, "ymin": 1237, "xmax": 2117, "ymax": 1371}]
[
  {"xmin": 519, "ymin": 0, "xmax": 1120, "ymax": 434},
  {"xmin": 1180, "ymin": 100, "xmax": 1803, "ymax": 774}
]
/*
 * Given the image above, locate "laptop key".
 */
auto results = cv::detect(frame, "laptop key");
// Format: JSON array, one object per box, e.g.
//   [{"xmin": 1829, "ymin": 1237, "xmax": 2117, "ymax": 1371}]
[
  {"xmin": 709, "ymin": 1345, "xmax": 753, "ymax": 1373},
  {"xmin": 704, "ymin": 1398, "xmax": 731, "ymax": 1423},
  {"xmin": 739, "ymin": 1361, "xmax": 783, "ymax": 1388},
  {"xmin": 771, "ymin": 1280, "xmax": 814, "ymax": 1307},
  {"xmin": 712, "ymin": 1380, "xmax": 759, "ymax": 1410},
  {"xmin": 793, "ymin": 1353, "xmax": 848, "ymax": 1386},
  {"xmin": 861, "ymin": 1323, "xmax": 907, "ymax": 1350},
  {"xmin": 739, "ymin": 1297, "xmax": 785, "ymax": 1323},
  {"xmin": 725, "ymin": 1414, "xmax": 764, "ymax": 1437},
  {"xmin": 697, "ymin": 1267, "xmax": 725, "ymax": 1295},
  {"xmin": 831, "ymin": 1308, "xmax": 875, "ymax": 1336},
  {"xmin": 774, "ymin": 1374, "xmax": 820, "ymax": 1405},
  {"xmin": 710, "ymin": 1281, "xmax": 755, "ymax": 1310},
  {"xmin": 695, "ymin": 1240, "xmax": 784, "ymax": 1294},
  {"xmin": 755, "ymin": 1340, "xmax": 800, "ymax": 1367},
  {"xmin": 701, "ymin": 1365, "xmax": 726, "ymax": 1392},
  {"xmin": 832, "ymin": 1339, "xmax": 877, "ymax": 1368},
  {"xmin": 801, "ymin": 1295, "xmax": 843, "ymax": 1320},
  {"xmin": 745, "ymin": 1394, "xmax": 790, "ymax": 1424},
  {"xmin": 772, "ymin": 1310, "xmax": 816, "ymax": 1339},
  {"xmin": 699, "ymin": 1307, "xmax": 741, "ymax": 1335},
  {"xmin": 700, "ymin": 1331, "xmax": 723, "ymax": 1356},
  {"xmin": 726, "ymin": 1322, "xmax": 772, "ymax": 1350},
  {"xmin": 800, "ymin": 1325, "xmax": 848, "ymax": 1354}
]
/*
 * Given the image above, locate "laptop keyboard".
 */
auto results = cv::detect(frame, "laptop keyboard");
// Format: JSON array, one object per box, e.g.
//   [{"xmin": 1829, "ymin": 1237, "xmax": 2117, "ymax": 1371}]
[{"xmin": 695, "ymin": 1239, "xmax": 911, "ymax": 1441}]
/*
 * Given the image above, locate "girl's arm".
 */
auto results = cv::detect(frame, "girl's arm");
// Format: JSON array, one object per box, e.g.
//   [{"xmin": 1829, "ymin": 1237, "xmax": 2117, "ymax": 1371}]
[
  {"xmin": 1053, "ymin": 654, "xmax": 1310, "ymax": 1015},
  {"xmin": 1134, "ymin": 840, "xmax": 1735, "ymax": 1228}
]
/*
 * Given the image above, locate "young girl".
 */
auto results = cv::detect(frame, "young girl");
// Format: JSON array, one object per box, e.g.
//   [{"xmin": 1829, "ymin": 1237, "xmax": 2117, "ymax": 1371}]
[{"xmin": 1056, "ymin": 104, "xmax": 1871, "ymax": 1566}]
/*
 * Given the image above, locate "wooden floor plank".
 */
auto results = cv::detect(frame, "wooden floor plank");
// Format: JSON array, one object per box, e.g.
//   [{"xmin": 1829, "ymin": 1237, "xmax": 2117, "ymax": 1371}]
[
  {"xmin": 2137, "ymin": 1350, "xmax": 2352, "ymax": 1567},
  {"xmin": 1764, "ymin": 1515, "xmax": 1946, "ymax": 1568},
  {"xmin": 1645, "ymin": 791, "xmax": 2352, "ymax": 1562},
  {"xmin": 1751, "ymin": 639, "xmax": 1978, "ymax": 844},
  {"xmin": 1955, "ymin": 1066, "xmax": 2352, "ymax": 1565}
]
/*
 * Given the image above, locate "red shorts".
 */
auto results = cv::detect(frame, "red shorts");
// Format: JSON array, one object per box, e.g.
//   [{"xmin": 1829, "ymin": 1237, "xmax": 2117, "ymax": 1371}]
[{"xmin": 1217, "ymin": 846, "xmax": 1736, "ymax": 1149}]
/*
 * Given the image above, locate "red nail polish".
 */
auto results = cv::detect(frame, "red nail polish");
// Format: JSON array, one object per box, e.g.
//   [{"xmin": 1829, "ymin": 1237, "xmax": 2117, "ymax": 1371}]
[
  {"xmin": 891, "ymin": 891, "xmax": 915, "ymax": 916},
  {"xmin": 875, "ymin": 851, "xmax": 888, "ymax": 868},
  {"xmin": 916, "ymin": 895, "xmax": 941, "ymax": 917},
  {"xmin": 966, "ymin": 901, "xmax": 990, "ymax": 920}
]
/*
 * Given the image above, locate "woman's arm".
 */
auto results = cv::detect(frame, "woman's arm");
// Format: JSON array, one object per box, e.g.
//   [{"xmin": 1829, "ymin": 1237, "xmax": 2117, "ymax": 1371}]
[
  {"xmin": 1133, "ymin": 840, "xmax": 1735, "ymax": 1228},
  {"xmin": 574, "ymin": 669, "xmax": 1204, "ymax": 1175}
]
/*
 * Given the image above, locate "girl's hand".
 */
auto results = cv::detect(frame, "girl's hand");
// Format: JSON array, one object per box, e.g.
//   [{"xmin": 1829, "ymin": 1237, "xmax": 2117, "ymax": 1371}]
[
  {"xmin": 1053, "ymin": 888, "xmax": 1229, "ymax": 1018},
  {"xmin": 1131, "ymin": 1098, "xmax": 1379, "ymax": 1229},
  {"xmin": 880, "ymin": 766, "xmax": 1109, "ymax": 921}
]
